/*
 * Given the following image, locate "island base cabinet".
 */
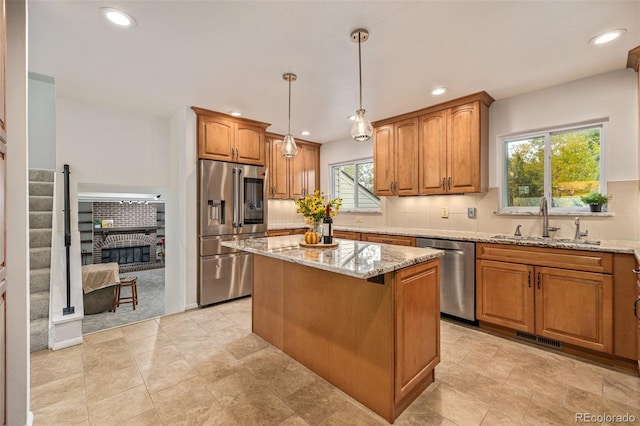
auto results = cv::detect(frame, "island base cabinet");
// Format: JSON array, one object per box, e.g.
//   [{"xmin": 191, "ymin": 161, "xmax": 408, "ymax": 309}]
[{"xmin": 252, "ymin": 254, "xmax": 440, "ymax": 423}]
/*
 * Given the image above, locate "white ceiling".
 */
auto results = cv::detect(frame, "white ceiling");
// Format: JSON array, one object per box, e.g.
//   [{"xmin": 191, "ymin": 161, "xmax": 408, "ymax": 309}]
[{"xmin": 28, "ymin": 1, "xmax": 640, "ymax": 144}]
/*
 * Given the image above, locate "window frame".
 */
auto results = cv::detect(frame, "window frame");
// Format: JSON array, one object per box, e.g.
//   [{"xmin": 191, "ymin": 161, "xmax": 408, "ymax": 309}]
[
  {"xmin": 500, "ymin": 120, "xmax": 607, "ymax": 213},
  {"xmin": 329, "ymin": 157, "xmax": 381, "ymax": 213}
]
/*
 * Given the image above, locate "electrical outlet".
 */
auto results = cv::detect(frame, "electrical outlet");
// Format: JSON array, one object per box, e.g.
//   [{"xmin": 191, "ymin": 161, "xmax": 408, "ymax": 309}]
[
  {"xmin": 441, "ymin": 207, "xmax": 449, "ymax": 218},
  {"xmin": 467, "ymin": 207, "xmax": 476, "ymax": 219},
  {"xmin": 355, "ymin": 216, "xmax": 363, "ymax": 223}
]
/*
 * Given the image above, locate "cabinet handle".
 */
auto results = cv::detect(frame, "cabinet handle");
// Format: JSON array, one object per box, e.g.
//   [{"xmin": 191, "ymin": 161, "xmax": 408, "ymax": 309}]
[
  {"xmin": 537, "ymin": 272, "xmax": 541, "ymax": 289},
  {"xmin": 442, "ymin": 178, "xmax": 446, "ymax": 190},
  {"xmin": 632, "ymin": 268, "xmax": 640, "ymax": 274},
  {"xmin": 635, "ymin": 297, "xmax": 640, "ymax": 320},
  {"xmin": 528, "ymin": 271, "xmax": 532, "ymax": 288},
  {"xmin": 448, "ymin": 177, "xmax": 451, "ymax": 190}
]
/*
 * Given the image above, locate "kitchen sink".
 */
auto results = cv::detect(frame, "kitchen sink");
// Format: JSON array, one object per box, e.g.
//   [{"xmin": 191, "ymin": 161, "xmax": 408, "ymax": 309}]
[{"xmin": 491, "ymin": 235, "xmax": 601, "ymax": 246}]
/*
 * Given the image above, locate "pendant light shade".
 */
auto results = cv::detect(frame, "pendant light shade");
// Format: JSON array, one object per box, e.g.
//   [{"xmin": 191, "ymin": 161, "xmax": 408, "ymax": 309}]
[
  {"xmin": 350, "ymin": 29, "xmax": 373, "ymax": 142},
  {"xmin": 282, "ymin": 73, "xmax": 298, "ymax": 158}
]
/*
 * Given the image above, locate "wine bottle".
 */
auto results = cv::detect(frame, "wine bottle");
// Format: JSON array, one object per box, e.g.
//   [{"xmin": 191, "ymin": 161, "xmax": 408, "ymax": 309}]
[{"xmin": 323, "ymin": 205, "xmax": 333, "ymax": 244}]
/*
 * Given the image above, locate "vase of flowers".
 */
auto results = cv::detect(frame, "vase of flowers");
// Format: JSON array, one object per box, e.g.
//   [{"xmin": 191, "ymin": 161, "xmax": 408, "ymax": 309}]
[{"xmin": 294, "ymin": 190, "xmax": 342, "ymax": 234}]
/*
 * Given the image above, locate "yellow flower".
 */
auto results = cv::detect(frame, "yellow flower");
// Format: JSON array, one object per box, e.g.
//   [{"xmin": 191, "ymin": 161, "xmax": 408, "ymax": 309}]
[{"xmin": 294, "ymin": 190, "xmax": 342, "ymax": 222}]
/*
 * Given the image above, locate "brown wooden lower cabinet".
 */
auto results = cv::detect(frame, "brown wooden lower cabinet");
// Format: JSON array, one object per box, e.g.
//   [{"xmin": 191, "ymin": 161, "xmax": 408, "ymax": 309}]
[
  {"xmin": 361, "ymin": 233, "xmax": 416, "ymax": 247},
  {"xmin": 266, "ymin": 229, "xmax": 294, "ymax": 237},
  {"xmin": 332, "ymin": 230, "xmax": 361, "ymax": 240},
  {"xmin": 252, "ymin": 255, "xmax": 440, "ymax": 422},
  {"xmin": 476, "ymin": 243, "xmax": 613, "ymax": 354}
]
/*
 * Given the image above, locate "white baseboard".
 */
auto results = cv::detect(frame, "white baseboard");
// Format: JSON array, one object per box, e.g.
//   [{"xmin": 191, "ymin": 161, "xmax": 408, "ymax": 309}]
[{"xmin": 51, "ymin": 336, "xmax": 83, "ymax": 351}]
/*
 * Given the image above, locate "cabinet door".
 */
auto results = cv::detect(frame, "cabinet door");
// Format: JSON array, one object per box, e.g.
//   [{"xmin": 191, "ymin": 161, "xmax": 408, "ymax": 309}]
[
  {"xmin": 289, "ymin": 144, "xmax": 306, "ymax": 198},
  {"xmin": 448, "ymin": 102, "xmax": 480, "ymax": 194},
  {"xmin": 373, "ymin": 125, "xmax": 395, "ymax": 196},
  {"xmin": 476, "ymin": 260, "xmax": 535, "ymax": 333},
  {"xmin": 394, "ymin": 118, "xmax": 419, "ymax": 195},
  {"xmin": 395, "ymin": 260, "xmax": 440, "ymax": 402},
  {"xmin": 636, "ymin": 277, "xmax": 640, "ymax": 370},
  {"xmin": 236, "ymin": 123, "xmax": 265, "ymax": 166},
  {"xmin": 535, "ymin": 266, "xmax": 612, "ymax": 353},
  {"xmin": 268, "ymin": 137, "xmax": 289, "ymax": 199},
  {"xmin": 419, "ymin": 111, "xmax": 447, "ymax": 195},
  {"xmin": 199, "ymin": 116, "xmax": 235, "ymax": 161},
  {"xmin": 302, "ymin": 143, "xmax": 319, "ymax": 196}
]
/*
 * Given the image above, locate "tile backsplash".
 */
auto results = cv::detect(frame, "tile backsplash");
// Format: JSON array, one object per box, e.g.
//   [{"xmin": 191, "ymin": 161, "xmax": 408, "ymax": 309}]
[{"xmin": 268, "ymin": 180, "xmax": 639, "ymax": 242}]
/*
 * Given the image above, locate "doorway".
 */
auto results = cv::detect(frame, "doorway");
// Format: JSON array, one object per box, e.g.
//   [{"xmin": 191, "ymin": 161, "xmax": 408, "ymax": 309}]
[{"xmin": 78, "ymin": 196, "xmax": 166, "ymax": 334}]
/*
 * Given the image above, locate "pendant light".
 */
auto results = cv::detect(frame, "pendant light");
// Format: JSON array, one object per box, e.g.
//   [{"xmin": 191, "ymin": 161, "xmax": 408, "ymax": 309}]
[
  {"xmin": 281, "ymin": 73, "xmax": 299, "ymax": 158},
  {"xmin": 350, "ymin": 29, "xmax": 373, "ymax": 142}
]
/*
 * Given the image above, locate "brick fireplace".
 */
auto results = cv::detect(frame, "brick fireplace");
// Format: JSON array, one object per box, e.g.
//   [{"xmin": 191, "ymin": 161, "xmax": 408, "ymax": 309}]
[{"xmin": 92, "ymin": 202, "xmax": 163, "ymax": 272}]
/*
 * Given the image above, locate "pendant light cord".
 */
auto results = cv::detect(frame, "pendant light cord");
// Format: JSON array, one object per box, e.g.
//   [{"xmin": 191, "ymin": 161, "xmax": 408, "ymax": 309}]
[
  {"xmin": 358, "ymin": 32, "xmax": 363, "ymax": 110},
  {"xmin": 288, "ymin": 78, "xmax": 292, "ymax": 134}
]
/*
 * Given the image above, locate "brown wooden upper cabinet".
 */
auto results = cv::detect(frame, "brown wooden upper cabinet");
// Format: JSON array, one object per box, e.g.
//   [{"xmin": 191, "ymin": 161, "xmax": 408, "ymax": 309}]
[
  {"xmin": 192, "ymin": 107, "xmax": 270, "ymax": 166},
  {"xmin": 266, "ymin": 133, "xmax": 320, "ymax": 199},
  {"xmin": 372, "ymin": 92, "xmax": 493, "ymax": 196},
  {"xmin": 373, "ymin": 118, "xmax": 419, "ymax": 196}
]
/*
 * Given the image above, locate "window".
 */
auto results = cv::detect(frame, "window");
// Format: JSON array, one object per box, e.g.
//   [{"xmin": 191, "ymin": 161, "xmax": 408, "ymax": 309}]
[
  {"xmin": 503, "ymin": 124, "xmax": 603, "ymax": 211},
  {"xmin": 331, "ymin": 159, "xmax": 380, "ymax": 211}
]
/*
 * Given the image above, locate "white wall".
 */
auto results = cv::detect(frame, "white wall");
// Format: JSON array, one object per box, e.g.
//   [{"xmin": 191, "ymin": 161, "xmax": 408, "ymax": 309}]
[
  {"xmin": 53, "ymin": 98, "xmax": 177, "ymax": 340},
  {"xmin": 28, "ymin": 73, "xmax": 56, "ymax": 170},
  {"xmin": 6, "ymin": 0, "xmax": 31, "ymax": 424}
]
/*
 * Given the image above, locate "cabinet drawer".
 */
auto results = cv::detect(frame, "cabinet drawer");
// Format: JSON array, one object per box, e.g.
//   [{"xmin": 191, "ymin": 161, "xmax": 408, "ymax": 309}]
[
  {"xmin": 362, "ymin": 233, "xmax": 416, "ymax": 247},
  {"xmin": 476, "ymin": 243, "xmax": 612, "ymax": 274},
  {"xmin": 267, "ymin": 229, "xmax": 294, "ymax": 237},
  {"xmin": 333, "ymin": 230, "xmax": 361, "ymax": 241}
]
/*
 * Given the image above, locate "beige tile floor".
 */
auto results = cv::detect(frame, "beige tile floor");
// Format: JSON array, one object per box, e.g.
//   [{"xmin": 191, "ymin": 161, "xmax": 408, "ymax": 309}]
[{"xmin": 31, "ymin": 297, "xmax": 640, "ymax": 425}]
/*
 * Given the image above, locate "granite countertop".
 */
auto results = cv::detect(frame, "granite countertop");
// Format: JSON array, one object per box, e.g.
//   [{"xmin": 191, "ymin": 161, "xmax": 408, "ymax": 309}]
[
  {"xmin": 269, "ymin": 223, "xmax": 640, "ymax": 260},
  {"xmin": 221, "ymin": 235, "xmax": 444, "ymax": 280}
]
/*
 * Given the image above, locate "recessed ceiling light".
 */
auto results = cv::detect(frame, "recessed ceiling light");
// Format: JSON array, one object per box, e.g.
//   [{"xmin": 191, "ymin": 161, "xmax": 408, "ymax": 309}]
[
  {"xmin": 347, "ymin": 115, "xmax": 356, "ymax": 121},
  {"xmin": 589, "ymin": 28, "xmax": 627, "ymax": 45},
  {"xmin": 300, "ymin": 131, "xmax": 310, "ymax": 136},
  {"xmin": 229, "ymin": 111, "xmax": 242, "ymax": 117},
  {"xmin": 431, "ymin": 87, "xmax": 448, "ymax": 96},
  {"xmin": 100, "ymin": 7, "xmax": 136, "ymax": 27}
]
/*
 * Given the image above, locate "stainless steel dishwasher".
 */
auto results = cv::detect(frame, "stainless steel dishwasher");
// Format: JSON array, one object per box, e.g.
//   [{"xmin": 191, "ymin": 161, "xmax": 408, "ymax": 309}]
[{"xmin": 416, "ymin": 238, "xmax": 476, "ymax": 322}]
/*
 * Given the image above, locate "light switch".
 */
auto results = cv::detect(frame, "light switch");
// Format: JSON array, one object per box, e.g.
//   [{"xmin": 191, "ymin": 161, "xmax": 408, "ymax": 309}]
[
  {"xmin": 467, "ymin": 207, "xmax": 476, "ymax": 219},
  {"xmin": 441, "ymin": 207, "xmax": 449, "ymax": 218}
]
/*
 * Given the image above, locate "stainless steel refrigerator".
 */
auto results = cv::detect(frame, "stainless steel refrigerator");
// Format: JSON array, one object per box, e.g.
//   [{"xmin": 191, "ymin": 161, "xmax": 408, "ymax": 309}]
[{"xmin": 198, "ymin": 159, "xmax": 268, "ymax": 306}]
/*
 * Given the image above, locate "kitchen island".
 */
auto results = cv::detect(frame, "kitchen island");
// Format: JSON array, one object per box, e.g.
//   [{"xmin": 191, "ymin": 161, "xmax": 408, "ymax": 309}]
[{"xmin": 222, "ymin": 235, "xmax": 444, "ymax": 423}]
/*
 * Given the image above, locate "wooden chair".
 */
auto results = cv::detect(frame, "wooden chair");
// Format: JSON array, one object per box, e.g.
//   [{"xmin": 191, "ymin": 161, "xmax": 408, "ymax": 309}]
[{"xmin": 113, "ymin": 276, "xmax": 138, "ymax": 312}]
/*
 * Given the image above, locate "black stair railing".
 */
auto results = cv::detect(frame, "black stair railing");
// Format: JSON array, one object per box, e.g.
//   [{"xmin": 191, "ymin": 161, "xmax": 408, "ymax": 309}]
[{"xmin": 62, "ymin": 164, "xmax": 75, "ymax": 315}]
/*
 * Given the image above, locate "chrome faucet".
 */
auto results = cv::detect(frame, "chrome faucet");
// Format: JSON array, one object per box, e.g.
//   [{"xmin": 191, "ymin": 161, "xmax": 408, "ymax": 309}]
[
  {"xmin": 574, "ymin": 217, "xmax": 588, "ymax": 240},
  {"xmin": 539, "ymin": 197, "xmax": 559, "ymax": 237}
]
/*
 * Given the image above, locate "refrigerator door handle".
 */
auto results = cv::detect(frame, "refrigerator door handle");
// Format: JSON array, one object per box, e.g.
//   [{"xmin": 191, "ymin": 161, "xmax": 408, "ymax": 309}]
[
  {"xmin": 232, "ymin": 167, "xmax": 238, "ymax": 227},
  {"xmin": 238, "ymin": 168, "xmax": 244, "ymax": 227}
]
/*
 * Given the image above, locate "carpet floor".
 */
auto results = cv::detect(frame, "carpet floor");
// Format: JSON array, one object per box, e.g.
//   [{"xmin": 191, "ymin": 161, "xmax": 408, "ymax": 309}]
[{"xmin": 82, "ymin": 267, "xmax": 165, "ymax": 335}]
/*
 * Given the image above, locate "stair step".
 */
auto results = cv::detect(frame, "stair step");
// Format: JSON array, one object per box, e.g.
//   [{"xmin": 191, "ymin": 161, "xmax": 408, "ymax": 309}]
[
  {"xmin": 29, "ymin": 181, "xmax": 53, "ymax": 197},
  {"xmin": 29, "ymin": 228, "xmax": 52, "ymax": 249},
  {"xmin": 29, "ymin": 212, "xmax": 52, "ymax": 229},
  {"xmin": 30, "ymin": 268, "xmax": 50, "ymax": 293},
  {"xmin": 29, "ymin": 195, "xmax": 53, "ymax": 212},
  {"xmin": 29, "ymin": 169, "xmax": 55, "ymax": 183},
  {"xmin": 30, "ymin": 247, "xmax": 51, "ymax": 270},
  {"xmin": 30, "ymin": 291, "xmax": 50, "ymax": 321},
  {"xmin": 30, "ymin": 317, "xmax": 49, "ymax": 352}
]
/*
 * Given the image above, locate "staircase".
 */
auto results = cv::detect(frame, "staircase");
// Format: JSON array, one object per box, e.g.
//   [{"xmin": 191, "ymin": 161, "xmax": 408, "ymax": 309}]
[{"xmin": 29, "ymin": 169, "xmax": 54, "ymax": 352}]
